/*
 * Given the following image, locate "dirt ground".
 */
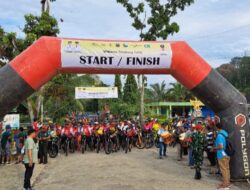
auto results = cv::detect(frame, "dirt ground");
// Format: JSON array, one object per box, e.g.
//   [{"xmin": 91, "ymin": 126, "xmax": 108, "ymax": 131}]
[{"xmin": 0, "ymin": 147, "xmax": 249, "ymax": 190}]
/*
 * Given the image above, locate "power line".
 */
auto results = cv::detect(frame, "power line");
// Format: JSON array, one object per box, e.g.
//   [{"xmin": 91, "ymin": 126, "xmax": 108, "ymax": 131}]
[{"xmin": 187, "ymin": 24, "xmax": 250, "ymax": 41}]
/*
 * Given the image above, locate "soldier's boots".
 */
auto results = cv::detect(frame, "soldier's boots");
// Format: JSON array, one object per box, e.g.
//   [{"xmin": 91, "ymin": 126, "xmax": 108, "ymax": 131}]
[{"xmin": 194, "ymin": 168, "xmax": 202, "ymax": 180}]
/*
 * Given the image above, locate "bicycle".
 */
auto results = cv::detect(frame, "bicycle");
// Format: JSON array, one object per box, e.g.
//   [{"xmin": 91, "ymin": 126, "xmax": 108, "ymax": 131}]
[
  {"xmin": 48, "ymin": 136, "xmax": 59, "ymax": 158},
  {"xmin": 135, "ymin": 128, "xmax": 146, "ymax": 149},
  {"xmin": 104, "ymin": 131, "xmax": 113, "ymax": 155},
  {"xmin": 81, "ymin": 134, "xmax": 87, "ymax": 154}
]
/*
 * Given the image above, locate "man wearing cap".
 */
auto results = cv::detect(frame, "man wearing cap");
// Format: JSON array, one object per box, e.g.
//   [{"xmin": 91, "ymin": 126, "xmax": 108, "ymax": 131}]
[
  {"xmin": 0, "ymin": 125, "xmax": 12, "ymax": 164},
  {"xmin": 191, "ymin": 124, "xmax": 206, "ymax": 179},
  {"xmin": 23, "ymin": 128, "xmax": 38, "ymax": 190}
]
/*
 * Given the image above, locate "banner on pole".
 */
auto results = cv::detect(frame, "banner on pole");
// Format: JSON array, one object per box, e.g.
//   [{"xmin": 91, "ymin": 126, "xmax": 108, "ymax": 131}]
[
  {"xmin": 75, "ymin": 87, "xmax": 118, "ymax": 99},
  {"xmin": 61, "ymin": 39, "xmax": 172, "ymax": 70},
  {"xmin": 3, "ymin": 114, "xmax": 20, "ymax": 129}
]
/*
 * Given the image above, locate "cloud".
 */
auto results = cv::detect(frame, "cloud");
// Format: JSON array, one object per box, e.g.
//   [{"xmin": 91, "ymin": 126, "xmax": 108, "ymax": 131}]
[{"xmin": 0, "ymin": 0, "xmax": 249, "ymax": 85}]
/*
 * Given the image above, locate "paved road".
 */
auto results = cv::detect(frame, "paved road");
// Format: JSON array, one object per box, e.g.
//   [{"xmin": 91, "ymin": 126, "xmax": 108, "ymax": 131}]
[{"xmin": 1, "ymin": 147, "xmax": 248, "ymax": 190}]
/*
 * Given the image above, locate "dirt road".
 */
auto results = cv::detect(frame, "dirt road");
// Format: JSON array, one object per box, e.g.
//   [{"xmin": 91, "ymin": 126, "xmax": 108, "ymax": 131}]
[
  {"xmin": 34, "ymin": 148, "xmax": 243, "ymax": 190},
  {"xmin": 1, "ymin": 147, "xmax": 248, "ymax": 190}
]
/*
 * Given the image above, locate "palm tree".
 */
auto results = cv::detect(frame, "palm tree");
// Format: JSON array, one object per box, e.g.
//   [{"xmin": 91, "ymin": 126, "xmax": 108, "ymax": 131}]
[
  {"xmin": 150, "ymin": 81, "xmax": 167, "ymax": 102},
  {"xmin": 167, "ymin": 82, "xmax": 194, "ymax": 102}
]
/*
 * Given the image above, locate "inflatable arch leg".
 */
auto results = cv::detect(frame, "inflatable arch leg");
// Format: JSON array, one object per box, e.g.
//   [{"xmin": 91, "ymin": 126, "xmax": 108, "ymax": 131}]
[{"xmin": 0, "ymin": 37, "xmax": 249, "ymax": 180}]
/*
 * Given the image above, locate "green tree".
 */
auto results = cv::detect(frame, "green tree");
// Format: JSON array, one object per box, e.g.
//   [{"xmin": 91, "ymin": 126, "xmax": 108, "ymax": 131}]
[
  {"xmin": 117, "ymin": 0, "xmax": 194, "ymax": 124},
  {"xmin": 22, "ymin": 12, "xmax": 59, "ymax": 123},
  {"xmin": 114, "ymin": 74, "xmax": 122, "ymax": 99},
  {"xmin": 167, "ymin": 82, "xmax": 193, "ymax": 101},
  {"xmin": 217, "ymin": 57, "xmax": 250, "ymax": 93},
  {"xmin": 150, "ymin": 81, "xmax": 167, "ymax": 102},
  {"xmin": 0, "ymin": 26, "xmax": 24, "ymax": 67},
  {"xmin": 43, "ymin": 74, "xmax": 99, "ymax": 122},
  {"xmin": 123, "ymin": 75, "xmax": 139, "ymax": 104},
  {"xmin": 23, "ymin": 12, "xmax": 59, "ymax": 46}
]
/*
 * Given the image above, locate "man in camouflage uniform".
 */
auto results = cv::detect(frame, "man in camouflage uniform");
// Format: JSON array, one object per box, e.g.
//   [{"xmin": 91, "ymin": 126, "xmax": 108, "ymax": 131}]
[{"xmin": 191, "ymin": 124, "xmax": 206, "ymax": 180}]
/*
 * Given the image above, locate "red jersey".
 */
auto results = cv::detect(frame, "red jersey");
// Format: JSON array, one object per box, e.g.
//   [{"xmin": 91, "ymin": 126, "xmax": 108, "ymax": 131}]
[
  {"xmin": 82, "ymin": 125, "xmax": 91, "ymax": 136},
  {"xmin": 71, "ymin": 127, "xmax": 79, "ymax": 136},
  {"xmin": 33, "ymin": 122, "xmax": 39, "ymax": 132},
  {"xmin": 62, "ymin": 127, "xmax": 72, "ymax": 137}
]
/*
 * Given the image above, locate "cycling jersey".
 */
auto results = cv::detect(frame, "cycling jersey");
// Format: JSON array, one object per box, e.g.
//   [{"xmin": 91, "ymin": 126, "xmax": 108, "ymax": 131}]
[
  {"xmin": 97, "ymin": 126, "xmax": 104, "ymax": 135},
  {"xmin": 61, "ymin": 127, "xmax": 72, "ymax": 137},
  {"xmin": 81, "ymin": 125, "xmax": 91, "ymax": 136},
  {"xmin": 71, "ymin": 127, "xmax": 79, "ymax": 136}
]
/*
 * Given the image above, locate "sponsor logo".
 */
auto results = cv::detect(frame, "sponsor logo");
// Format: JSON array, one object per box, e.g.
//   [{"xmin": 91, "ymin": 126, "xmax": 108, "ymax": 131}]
[
  {"xmin": 240, "ymin": 129, "xmax": 250, "ymax": 176},
  {"xmin": 144, "ymin": 44, "xmax": 150, "ymax": 48},
  {"xmin": 123, "ymin": 43, "xmax": 128, "ymax": 48},
  {"xmin": 115, "ymin": 43, "xmax": 120, "ymax": 47},
  {"xmin": 160, "ymin": 44, "xmax": 165, "ymax": 51},
  {"xmin": 235, "ymin": 114, "xmax": 247, "ymax": 127}
]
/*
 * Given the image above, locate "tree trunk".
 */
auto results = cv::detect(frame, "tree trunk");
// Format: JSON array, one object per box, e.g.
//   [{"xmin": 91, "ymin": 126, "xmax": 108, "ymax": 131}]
[
  {"xmin": 140, "ymin": 74, "xmax": 145, "ymax": 127},
  {"xmin": 27, "ymin": 86, "xmax": 45, "ymax": 123},
  {"xmin": 41, "ymin": 0, "xmax": 46, "ymax": 13},
  {"xmin": 46, "ymin": 0, "xmax": 50, "ymax": 13},
  {"xmin": 35, "ymin": 87, "xmax": 44, "ymax": 120},
  {"xmin": 27, "ymin": 98, "xmax": 35, "ymax": 124}
]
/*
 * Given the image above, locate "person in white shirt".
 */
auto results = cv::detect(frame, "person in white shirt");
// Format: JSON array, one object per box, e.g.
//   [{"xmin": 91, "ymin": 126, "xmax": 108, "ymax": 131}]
[{"xmin": 158, "ymin": 124, "xmax": 167, "ymax": 159}]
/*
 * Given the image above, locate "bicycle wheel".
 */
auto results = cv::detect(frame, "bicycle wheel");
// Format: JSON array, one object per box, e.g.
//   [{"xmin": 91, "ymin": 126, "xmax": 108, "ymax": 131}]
[
  {"xmin": 145, "ymin": 135, "xmax": 154, "ymax": 149},
  {"xmin": 70, "ymin": 139, "xmax": 75, "ymax": 153},
  {"xmin": 81, "ymin": 138, "xmax": 86, "ymax": 154},
  {"xmin": 90, "ymin": 137, "xmax": 94, "ymax": 151},
  {"xmin": 125, "ymin": 137, "xmax": 129, "ymax": 154},
  {"xmin": 96, "ymin": 138, "xmax": 100, "ymax": 153},
  {"xmin": 115, "ymin": 137, "xmax": 120, "ymax": 152},
  {"xmin": 49, "ymin": 144, "xmax": 58, "ymax": 158},
  {"xmin": 105, "ymin": 140, "xmax": 112, "ymax": 155},
  {"xmin": 65, "ymin": 140, "xmax": 69, "ymax": 156},
  {"xmin": 135, "ymin": 135, "xmax": 145, "ymax": 149}
]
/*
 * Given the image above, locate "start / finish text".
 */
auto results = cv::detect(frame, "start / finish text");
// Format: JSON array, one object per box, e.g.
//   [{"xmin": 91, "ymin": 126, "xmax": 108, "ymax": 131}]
[{"xmin": 79, "ymin": 56, "xmax": 161, "ymax": 66}]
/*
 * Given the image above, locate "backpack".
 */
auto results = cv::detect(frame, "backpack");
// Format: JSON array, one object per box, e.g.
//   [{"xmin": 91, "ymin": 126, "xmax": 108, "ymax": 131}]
[{"xmin": 220, "ymin": 133, "xmax": 235, "ymax": 156}]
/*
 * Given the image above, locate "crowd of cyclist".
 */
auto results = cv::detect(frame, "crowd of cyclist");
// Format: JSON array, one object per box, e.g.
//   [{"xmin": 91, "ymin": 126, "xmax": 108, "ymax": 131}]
[{"xmin": 32, "ymin": 115, "xmax": 165, "ymax": 162}]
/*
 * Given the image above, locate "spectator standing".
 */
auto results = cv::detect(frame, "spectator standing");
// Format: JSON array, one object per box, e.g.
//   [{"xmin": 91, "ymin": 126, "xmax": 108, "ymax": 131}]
[
  {"xmin": 185, "ymin": 126, "xmax": 194, "ymax": 167},
  {"xmin": 37, "ymin": 126, "xmax": 49, "ymax": 164},
  {"xmin": 23, "ymin": 128, "xmax": 38, "ymax": 190},
  {"xmin": 214, "ymin": 123, "xmax": 231, "ymax": 190},
  {"xmin": 0, "ymin": 125, "xmax": 12, "ymax": 164},
  {"xmin": 174, "ymin": 125, "xmax": 184, "ymax": 161},
  {"xmin": 206, "ymin": 124, "xmax": 216, "ymax": 166},
  {"xmin": 17, "ymin": 127, "xmax": 25, "ymax": 164},
  {"xmin": 158, "ymin": 124, "xmax": 167, "ymax": 159},
  {"xmin": 191, "ymin": 124, "xmax": 206, "ymax": 180}
]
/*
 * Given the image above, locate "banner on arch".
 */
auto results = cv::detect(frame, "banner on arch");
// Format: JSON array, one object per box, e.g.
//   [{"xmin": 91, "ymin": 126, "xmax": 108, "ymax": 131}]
[{"xmin": 61, "ymin": 39, "xmax": 172, "ymax": 70}]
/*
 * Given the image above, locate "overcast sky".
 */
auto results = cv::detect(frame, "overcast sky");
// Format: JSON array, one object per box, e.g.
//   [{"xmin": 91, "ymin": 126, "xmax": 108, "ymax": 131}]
[{"xmin": 1, "ymin": 0, "xmax": 250, "ymax": 86}]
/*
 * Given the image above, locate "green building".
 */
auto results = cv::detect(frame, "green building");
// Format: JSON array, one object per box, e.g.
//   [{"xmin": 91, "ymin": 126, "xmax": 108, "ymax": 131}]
[{"xmin": 146, "ymin": 102, "xmax": 206, "ymax": 118}]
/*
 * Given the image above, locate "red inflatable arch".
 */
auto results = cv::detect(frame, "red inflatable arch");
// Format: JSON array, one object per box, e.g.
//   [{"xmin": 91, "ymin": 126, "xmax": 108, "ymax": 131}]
[{"xmin": 0, "ymin": 37, "xmax": 249, "ymax": 180}]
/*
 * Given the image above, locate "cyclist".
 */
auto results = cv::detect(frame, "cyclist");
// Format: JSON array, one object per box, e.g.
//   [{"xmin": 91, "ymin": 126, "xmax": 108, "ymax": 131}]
[
  {"xmin": 81, "ymin": 122, "xmax": 92, "ymax": 150},
  {"xmin": 61, "ymin": 122, "xmax": 73, "ymax": 152},
  {"xmin": 95, "ymin": 122, "xmax": 105, "ymax": 152},
  {"xmin": 71, "ymin": 124, "xmax": 81, "ymax": 151},
  {"xmin": 124, "ymin": 121, "xmax": 135, "ymax": 151}
]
